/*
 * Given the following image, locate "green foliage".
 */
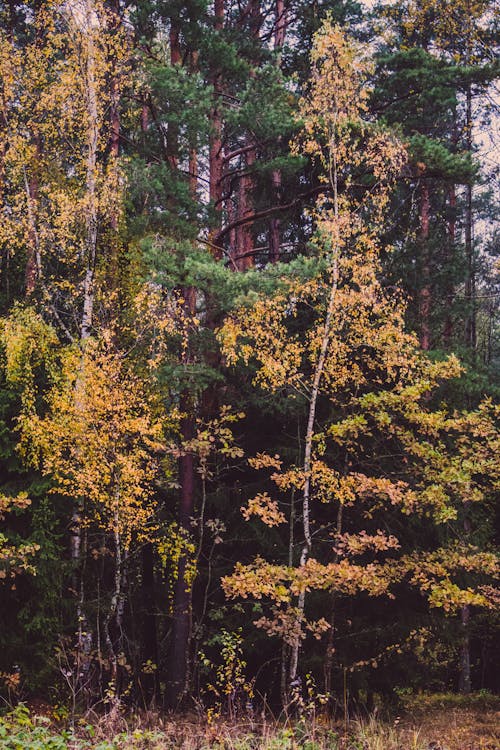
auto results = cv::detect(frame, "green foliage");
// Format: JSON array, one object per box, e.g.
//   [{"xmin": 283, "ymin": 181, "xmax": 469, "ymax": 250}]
[
  {"xmin": 0, "ymin": 706, "xmax": 74, "ymax": 750},
  {"xmin": 0, "ymin": 0, "xmax": 498, "ymax": 712}
]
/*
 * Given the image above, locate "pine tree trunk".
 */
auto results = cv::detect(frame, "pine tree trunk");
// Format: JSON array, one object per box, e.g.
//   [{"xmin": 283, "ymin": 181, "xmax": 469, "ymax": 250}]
[
  {"xmin": 464, "ymin": 184, "xmax": 476, "ymax": 351},
  {"xmin": 140, "ymin": 542, "xmax": 159, "ymax": 705},
  {"xmin": 167, "ymin": 400, "xmax": 196, "ymax": 708},
  {"xmin": 459, "ymin": 510, "xmax": 472, "ymax": 693},
  {"xmin": 443, "ymin": 185, "xmax": 456, "ymax": 348},
  {"xmin": 165, "ymin": 33, "xmax": 200, "ymax": 695},
  {"xmin": 464, "ymin": 25, "xmax": 476, "ymax": 354},
  {"xmin": 208, "ymin": 0, "xmax": 224, "ymax": 258},
  {"xmin": 235, "ymin": 145, "xmax": 255, "ymax": 270},
  {"xmin": 269, "ymin": 0, "xmax": 287, "ymax": 263}
]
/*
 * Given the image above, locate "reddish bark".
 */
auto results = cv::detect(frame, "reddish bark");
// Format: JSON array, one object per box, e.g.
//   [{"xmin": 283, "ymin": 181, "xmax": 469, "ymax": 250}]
[
  {"xmin": 140, "ymin": 542, "xmax": 159, "ymax": 704},
  {"xmin": 163, "ymin": 19, "xmax": 199, "ymax": 708},
  {"xmin": 268, "ymin": 0, "xmax": 288, "ymax": 263},
  {"xmin": 233, "ymin": 0, "xmax": 261, "ymax": 270},
  {"xmin": 464, "ymin": 80, "xmax": 476, "ymax": 353},
  {"xmin": 216, "ymin": 185, "xmax": 326, "ymax": 244},
  {"xmin": 443, "ymin": 185, "xmax": 456, "ymax": 347},
  {"xmin": 208, "ymin": 0, "xmax": 224, "ymax": 258},
  {"xmin": 167, "ymin": 395, "xmax": 196, "ymax": 708},
  {"xmin": 166, "ymin": 18, "xmax": 181, "ymax": 172},
  {"xmin": 235, "ymin": 147, "xmax": 256, "ymax": 270}
]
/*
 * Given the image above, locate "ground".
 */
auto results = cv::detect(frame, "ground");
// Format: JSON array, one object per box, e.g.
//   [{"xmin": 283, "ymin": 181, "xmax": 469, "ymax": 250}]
[{"xmin": 0, "ymin": 694, "xmax": 498, "ymax": 749}]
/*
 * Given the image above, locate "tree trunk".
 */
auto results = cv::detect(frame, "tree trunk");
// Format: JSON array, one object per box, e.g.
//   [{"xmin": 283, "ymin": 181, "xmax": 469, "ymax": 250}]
[
  {"xmin": 269, "ymin": 0, "xmax": 287, "ymax": 263},
  {"xmin": 459, "ymin": 510, "xmax": 472, "ymax": 693},
  {"xmin": 140, "ymin": 542, "xmax": 159, "ymax": 705},
  {"xmin": 208, "ymin": 0, "xmax": 224, "ymax": 259},
  {"xmin": 167, "ymin": 17, "xmax": 181, "ymax": 171},
  {"xmin": 464, "ymin": 174, "xmax": 476, "ymax": 353},
  {"xmin": 464, "ymin": 17, "xmax": 476, "ymax": 354},
  {"xmin": 459, "ymin": 602, "xmax": 471, "ymax": 693},
  {"xmin": 289, "ymin": 128, "xmax": 341, "ymax": 684},
  {"xmin": 80, "ymin": 0, "xmax": 99, "ymax": 341},
  {"xmin": 323, "ymin": 504, "xmax": 343, "ymax": 698},
  {"xmin": 166, "ymin": 399, "xmax": 196, "ymax": 708},
  {"xmin": 70, "ymin": 0, "xmax": 101, "ymax": 690},
  {"xmin": 289, "ymin": 253, "xmax": 339, "ymax": 684},
  {"xmin": 235, "ymin": 146, "xmax": 255, "ymax": 270},
  {"xmin": 443, "ymin": 185, "xmax": 456, "ymax": 348},
  {"xmin": 418, "ymin": 180, "xmax": 431, "ymax": 350}
]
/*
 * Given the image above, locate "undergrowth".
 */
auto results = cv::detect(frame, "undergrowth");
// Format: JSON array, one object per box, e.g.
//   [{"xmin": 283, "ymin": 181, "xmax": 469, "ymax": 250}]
[{"xmin": 0, "ymin": 697, "xmax": 498, "ymax": 750}]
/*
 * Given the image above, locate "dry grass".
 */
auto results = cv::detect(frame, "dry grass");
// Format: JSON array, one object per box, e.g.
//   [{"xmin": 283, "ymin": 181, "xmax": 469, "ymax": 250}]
[
  {"xmin": 81, "ymin": 702, "xmax": 500, "ymax": 750},
  {"xmin": 399, "ymin": 705, "xmax": 500, "ymax": 750},
  {"xmin": 4, "ymin": 697, "xmax": 499, "ymax": 750}
]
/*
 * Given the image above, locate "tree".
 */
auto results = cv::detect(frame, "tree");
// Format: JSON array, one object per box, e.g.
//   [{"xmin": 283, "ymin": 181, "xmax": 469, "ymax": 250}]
[{"xmin": 218, "ymin": 19, "xmax": 498, "ymax": 701}]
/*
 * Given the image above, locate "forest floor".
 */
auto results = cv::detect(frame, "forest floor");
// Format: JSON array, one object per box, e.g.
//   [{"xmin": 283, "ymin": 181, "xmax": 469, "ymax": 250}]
[{"xmin": 0, "ymin": 694, "xmax": 499, "ymax": 749}]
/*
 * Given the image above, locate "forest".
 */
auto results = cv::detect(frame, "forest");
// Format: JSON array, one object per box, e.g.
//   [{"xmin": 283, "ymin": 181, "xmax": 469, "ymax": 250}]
[{"xmin": 0, "ymin": 0, "xmax": 499, "ymax": 744}]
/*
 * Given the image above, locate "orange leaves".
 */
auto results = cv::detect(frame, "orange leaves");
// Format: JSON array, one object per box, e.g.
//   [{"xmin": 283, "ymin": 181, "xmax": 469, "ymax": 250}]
[
  {"xmin": 333, "ymin": 530, "xmax": 401, "ymax": 556},
  {"xmin": 248, "ymin": 452, "xmax": 282, "ymax": 471},
  {"xmin": 223, "ymin": 556, "xmax": 397, "ymax": 608},
  {"xmin": 242, "ymin": 493, "xmax": 285, "ymax": 526}
]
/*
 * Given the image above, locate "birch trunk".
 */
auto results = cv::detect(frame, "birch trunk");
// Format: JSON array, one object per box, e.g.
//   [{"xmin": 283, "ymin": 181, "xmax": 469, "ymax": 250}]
[
  {"xmin": 289, "ymin": 121, "xmax": 341, "ymax": 685},
  {"xmin": 288, "ymin": 253, "xmax": 339, "ymax": 684},
  {"xmin": 71, "ymin": 0, "xmax": 100, "ymax": 682},
  {"xmin": 418, "ymin": 180, "xmax": 431, "ymax": 351}
]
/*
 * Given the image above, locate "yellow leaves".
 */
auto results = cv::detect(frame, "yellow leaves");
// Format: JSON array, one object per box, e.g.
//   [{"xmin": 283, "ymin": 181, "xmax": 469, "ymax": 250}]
[
  {"xmin": 306, "ymin": 618, "xmax": 331, "ymax": 640},
  {"xmin": 394, "ymin": 0, "xmax": 492, "ymax": 59},
  {"xmin": 1, "ymin": 307, "xmax": 60, "ymax": 387},
  {"xmin": 248, "ymin": 452, "xmax": 282, "ymax": 471},
  {"xmin": 219, "ymin": 251, "xmax": 416, "ymax": 405},
  {"xmin": 0, "ymin": 492, "xmax": 32, "ymax": 522},
  {"xmin": 401, "ymin": 545, "xmax": 500, "ymax": 613},
  {"xmin": 0, "ymin": 0, "xmax": 129, "ymax": 304},
  {"xmin": 222, "ymin": 559, "xmax": 293, "ymax": 603},
  {"xmin": 158, "ymin": 522, "xmax": 197, "ymax": 596},
  {"xmin": 14, "ymin": 335, "xmax": 170, "ymax": 550},
  {"xmin": 333, "ymin": 530, "xmax": 401, "ymax": 557},
  {"xmin": 218, "ymin": 289, "xmax": 304, "ymax": 391},
  {"xmin": 0, "ymin": 494, "xmax": 40, "ymax": 582},
  {"xmin": 223, "ymin": 555, "xmax": 397, "ymax": 608},
  {"xmin": 219, "ymin": 15, "xmax": 499, "ymax": 654},
  {"xmin": 294, "ymin": 19, "xmax": 371, "ymax": 157},
  {"xmin": 172, "ymin": 407, "xmax": 244, "ymax": 484},
  {"xmin": 242, "ymin": 493, "xmax": 285, "ymax": 526},
  {"xmin": 291, "ymin": 19, "xmax": 406, "ymax": 234},
  {"xmin": 134, "ymin": 282, "xmax": 201, "ymax": 368}
]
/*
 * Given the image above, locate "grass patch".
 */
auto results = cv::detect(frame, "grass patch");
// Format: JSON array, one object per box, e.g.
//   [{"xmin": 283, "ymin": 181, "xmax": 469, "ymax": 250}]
[{"xmin": 0, "ymin": 697, "xmax": 498, "ymax": 750}]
